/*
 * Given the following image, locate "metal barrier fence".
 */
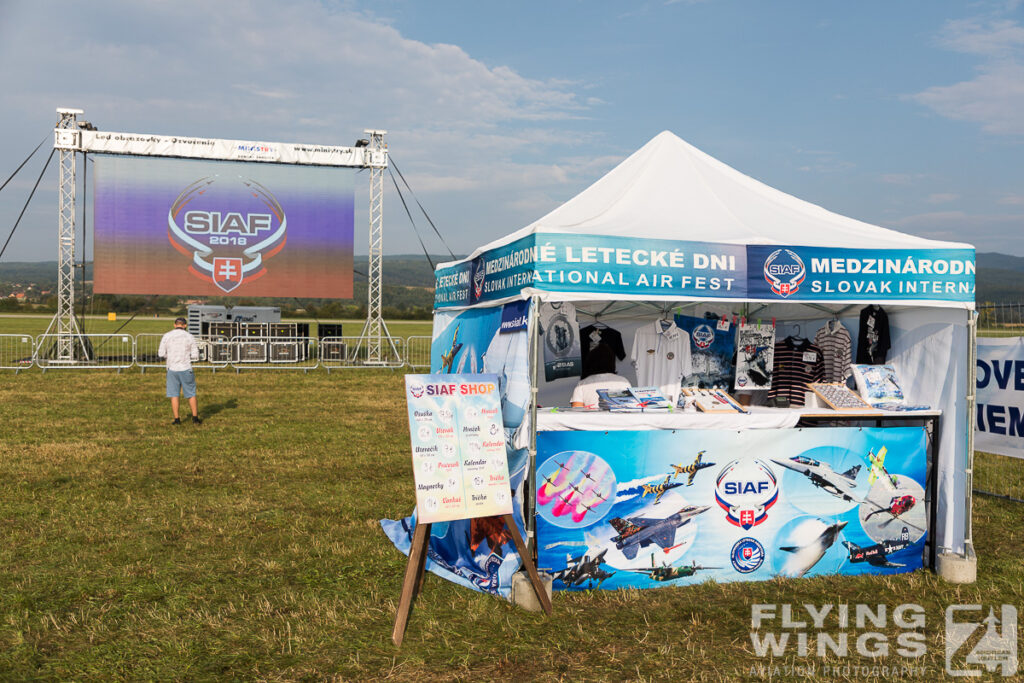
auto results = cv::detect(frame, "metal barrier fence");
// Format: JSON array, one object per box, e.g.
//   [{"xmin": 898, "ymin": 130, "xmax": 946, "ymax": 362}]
[
  {"xmin": 405, "ymin": 335, "xmax": 432, "ymax": 369},
  {"xmin": 227, "ymin": 336, "xmax": 320, "ymax": 371},
  {"xmin": 33, "ymin": 333, "xmax": 135, "ymax": 371},
  {"xmin": 320, "ymin": 336, "xmax": 406, "ymax": 371},
  {"xmin": 135, "ymin": 333, "xmax": 235, "ymax": 371},
  {"xmin": 978, "ymin": 302, "xmax": 1024, "ymax": 337},
  {"xmin": 4, "ymin": 332, "xmax": 428, "ymax": 371},
  {"xmin": 0, "ymin": 334, "xmax": 36, "ymax": 372}
]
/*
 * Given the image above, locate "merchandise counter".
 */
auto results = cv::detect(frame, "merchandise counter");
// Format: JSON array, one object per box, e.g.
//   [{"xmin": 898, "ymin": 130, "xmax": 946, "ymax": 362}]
[{"xmin": 515, "ymin": 406, "xmax": 941, "ymax": 449}]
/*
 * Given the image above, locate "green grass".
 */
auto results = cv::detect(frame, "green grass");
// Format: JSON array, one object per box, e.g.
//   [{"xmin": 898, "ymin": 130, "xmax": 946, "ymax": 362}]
[{"xmin": 0, "ymin": 370, "xmax": 1021, "ymax": 681}]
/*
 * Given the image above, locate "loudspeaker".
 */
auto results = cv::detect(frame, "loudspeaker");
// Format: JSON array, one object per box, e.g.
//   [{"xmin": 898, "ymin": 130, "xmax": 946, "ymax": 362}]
[
  {"xmin": 239, "ymin": 323, "xmax": 268, "ymax": 338},
  {"xmin": 320, "ymin": 340, "xmax": 347, "ymax": 361},
  {"xmin": 208, "ymin": 322, "xmax": 237, "ymax": 339},
  {"xmin": 269, "ymin": 341, "xmax": 302, "ymax": 362},
  {"xmin": 208, "ymin": 342, "xmax": 236, "ymax": 363},
  {"xmin": 238, "ymin": 341, "xmax": 267, "ymax": 362},
  {"xmin": 270, "ymin": 323, "xmax": 297, "ymax": 338},
  {"xmin": 318, "ymin": 323, "xmax": 344, "ymax": 339}
]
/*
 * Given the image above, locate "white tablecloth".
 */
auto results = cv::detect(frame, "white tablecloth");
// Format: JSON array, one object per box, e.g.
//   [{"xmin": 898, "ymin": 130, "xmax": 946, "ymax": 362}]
[{"xmin": 512, "ymin": 406, "xmax": 940, "ymax": 450}]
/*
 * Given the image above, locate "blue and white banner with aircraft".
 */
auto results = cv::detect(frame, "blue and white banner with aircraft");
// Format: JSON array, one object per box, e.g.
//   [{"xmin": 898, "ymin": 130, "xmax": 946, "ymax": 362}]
[
  {"xmin": 976, "ymin": 337, "xmax": 1024, "ymax": 460},
  {"xmin": 434, "ymin": 234, "xmax": 974, "ymax": 308},
  {"xmin": 535, "ymin": 427, "xmax": 928, "ymax": 590}
]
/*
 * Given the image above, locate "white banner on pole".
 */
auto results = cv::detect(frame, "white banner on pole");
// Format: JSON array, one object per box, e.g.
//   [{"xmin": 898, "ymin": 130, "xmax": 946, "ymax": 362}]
[{"xmin": 976, "ymin": 336, "xmax": 1024, "ymax": 460}]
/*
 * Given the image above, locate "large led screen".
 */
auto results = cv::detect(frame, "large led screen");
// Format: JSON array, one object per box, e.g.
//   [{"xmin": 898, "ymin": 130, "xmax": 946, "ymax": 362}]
[{"xmin": 93, "ymin": 156, "xmax": 353, "ymax": 298}]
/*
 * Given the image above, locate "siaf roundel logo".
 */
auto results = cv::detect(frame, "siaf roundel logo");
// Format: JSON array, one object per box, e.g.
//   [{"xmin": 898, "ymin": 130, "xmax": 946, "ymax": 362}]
[
  {"xmin": 763, "ymin": 249, "xmax": 806, "ymax": 298},
  {"xmin": 692, "ymin": 324, "xmax": 715, "ymax": 349},
  {"xmin": 168, "ymin": 175, "xmax": 287, "ymax": 293},
  {"xmin": 715, "ymin": 458, "xmax": 779, "ymax": 530},
  {"xmin": 730, "ymin": 537, "xmax": 765, "ymax": 573}
]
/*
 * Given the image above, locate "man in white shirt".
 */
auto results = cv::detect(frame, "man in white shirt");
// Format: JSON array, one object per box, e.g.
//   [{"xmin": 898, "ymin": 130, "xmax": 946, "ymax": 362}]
[{"xmin": 158, "ymin": 317, "xmax": 202, "ymax": 425}]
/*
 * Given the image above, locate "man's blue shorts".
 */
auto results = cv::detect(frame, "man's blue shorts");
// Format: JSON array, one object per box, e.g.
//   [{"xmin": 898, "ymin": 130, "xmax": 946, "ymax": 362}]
[{"xmin": 166, "ymin": 369, "xmax": 197, "ymax": 399}]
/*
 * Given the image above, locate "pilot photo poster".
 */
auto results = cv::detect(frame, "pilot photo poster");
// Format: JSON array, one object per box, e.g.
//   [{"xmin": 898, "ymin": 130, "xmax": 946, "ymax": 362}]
[
  {"xmin": 535, "ymin": 427, "xmax": 928, "ymax": 591},
  {"xmin": 92, "ymin": 156, "xmax": 354, "ymax": 298}
]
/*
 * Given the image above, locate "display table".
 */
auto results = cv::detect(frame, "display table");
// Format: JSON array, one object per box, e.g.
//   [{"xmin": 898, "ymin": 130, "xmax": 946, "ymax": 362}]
[{"xmin": 515, "ymin": 406, "xmax": 940, "ymax": 449}]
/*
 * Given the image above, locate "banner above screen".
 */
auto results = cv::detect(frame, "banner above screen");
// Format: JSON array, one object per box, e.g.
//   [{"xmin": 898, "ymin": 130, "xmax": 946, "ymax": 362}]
[
  {"xmin": 93, "ymin": 156, "xmax": 353, "ymax": 298},
  {"xmin": 434, "ymin": 234, "xmax": 975, "ymax": 309}
]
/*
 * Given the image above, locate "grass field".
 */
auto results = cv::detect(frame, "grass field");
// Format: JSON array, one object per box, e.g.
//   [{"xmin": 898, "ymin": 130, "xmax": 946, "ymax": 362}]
[{"xmin": 0, "ymin": 368, "xmax": 1021, "ymax": 681}]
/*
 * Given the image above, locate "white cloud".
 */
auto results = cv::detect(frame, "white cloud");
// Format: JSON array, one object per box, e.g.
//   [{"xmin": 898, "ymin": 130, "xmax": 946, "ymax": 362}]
[
  {"xmin": 0, "ymin": 0, "xmax": 601, "ymax": 257},
  {"xmin": 925, "ymin": 193, "xmax": 960, "ymax": 204},
  {"xmin": 910, "ymin": 17, "xmax": 1024, "ymax": 135}
]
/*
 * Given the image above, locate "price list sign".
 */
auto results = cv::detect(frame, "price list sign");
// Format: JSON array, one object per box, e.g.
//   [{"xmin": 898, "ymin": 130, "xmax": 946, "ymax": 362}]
[{"xmin": 404, "ymin": 374, "xmax": 513, "ymax": 523}]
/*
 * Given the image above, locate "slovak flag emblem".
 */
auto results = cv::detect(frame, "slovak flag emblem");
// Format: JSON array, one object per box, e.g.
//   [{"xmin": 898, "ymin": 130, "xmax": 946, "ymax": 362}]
[{"xmin": 213, "ymin": 257, "xmax": 244, "ymax": 292}]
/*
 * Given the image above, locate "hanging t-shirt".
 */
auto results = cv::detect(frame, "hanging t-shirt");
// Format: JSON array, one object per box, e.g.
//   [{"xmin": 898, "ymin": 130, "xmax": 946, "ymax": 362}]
[
  {"xmin": 630, "ymin": 319, "xmax": 692, "ymax": 405},
  {"xmin": 768, "ymin": 337, "xmax": 826, "ymax": 407},
  {"xmin": 674, "ymin": 314, "xmax": 736, "ymax": 389},
  {"xmin": 538, "ymin": 302, "xmax": 582, "ymax": 381},
  {"xmin": 734, "ymin": 323, "xmax": 776, "ymax": 391},
  {"xmin": 579, "ymin": 324, "xmax": 626, "ymax": 379},
  {"xmin": 857, "ymin": 305, "xmax": 891, "ymax": 365},
  {"xmin": 813, "ymin": 320, "xmax": 853, "ymax": 384}
]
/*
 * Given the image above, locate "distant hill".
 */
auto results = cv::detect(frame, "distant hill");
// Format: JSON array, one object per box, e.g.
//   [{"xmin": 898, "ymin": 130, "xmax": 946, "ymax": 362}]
[{"xmin": 3, "ymin": 252, "xmax": 1024, "ymax": 306}]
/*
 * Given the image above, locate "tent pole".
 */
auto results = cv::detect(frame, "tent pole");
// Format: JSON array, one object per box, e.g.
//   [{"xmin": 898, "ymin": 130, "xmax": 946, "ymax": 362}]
[
  {"xmin": 526, "ymin": 295, "xmax": 540, "ymax": 560},
  {"xmin": 964, "ymin": 308, "xmax": 977, "ymax": 554}
]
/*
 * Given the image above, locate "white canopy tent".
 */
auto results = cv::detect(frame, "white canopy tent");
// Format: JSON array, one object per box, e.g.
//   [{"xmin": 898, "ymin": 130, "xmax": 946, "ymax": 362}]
[{"xmin": 430, "ymin": 131, "xmax": 977, "ymax": 578}]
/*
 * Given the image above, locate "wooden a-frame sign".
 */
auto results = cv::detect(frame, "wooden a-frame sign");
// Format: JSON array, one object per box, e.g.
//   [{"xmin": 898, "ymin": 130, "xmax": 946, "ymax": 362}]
[{"xmin": 391, "ymin": 514, "xmax": 551, "ymax": 646}]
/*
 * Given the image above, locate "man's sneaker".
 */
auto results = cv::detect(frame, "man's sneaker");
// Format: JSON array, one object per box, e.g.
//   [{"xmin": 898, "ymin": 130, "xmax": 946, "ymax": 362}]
[
  {"xmin": 172, "ymin": 418, "xmax": 181, "ymax": 425},
  {"xmin": 192, "ymin": 415, "xmax": 202, "ymax": 425}
]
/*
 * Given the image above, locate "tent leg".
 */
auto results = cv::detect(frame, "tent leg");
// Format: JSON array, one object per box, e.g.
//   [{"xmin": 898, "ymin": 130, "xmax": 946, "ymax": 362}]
[{"xmin": 938, "ymin": 308, "xmax": 977, "ymax": 583}]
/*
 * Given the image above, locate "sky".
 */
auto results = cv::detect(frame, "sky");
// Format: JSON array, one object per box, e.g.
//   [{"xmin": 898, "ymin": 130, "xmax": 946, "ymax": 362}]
[{"xmin": 0, "ymin": 0, "xmax": 1022, "ymax": 263}]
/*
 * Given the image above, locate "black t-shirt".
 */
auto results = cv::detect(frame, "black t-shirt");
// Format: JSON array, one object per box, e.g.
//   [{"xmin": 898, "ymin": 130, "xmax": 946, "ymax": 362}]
[
  {"xmin": 579, "ymin": 324, "xmax": 626, "ymax": 379},
  {"xmin": 768, "ymin": 337, "xmax": 825, "ymax": 407},
  {"xmin": 857, "ymin": 305, "xmax": 891, "ymax": 365}
]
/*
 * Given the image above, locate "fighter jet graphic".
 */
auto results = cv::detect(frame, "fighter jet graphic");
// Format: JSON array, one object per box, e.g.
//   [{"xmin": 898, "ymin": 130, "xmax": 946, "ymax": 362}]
[
  {"xmin": 440, "ymin": 325, "xmax": 463, "ymax": 373},
  {"xmin": 608, "ymin": 505, "xmax": 711, "ymax": 560},
  {"xmin": 670, "ymin": 450, "xmax": 716, "ymax": 486},
  {"xmin": 547, "ymin": 548, "xmax": 615, "ymax": 588},
  {"xmin": 778, "ymin": 520, "xmax": 848, "ymax": 577},
  {"xmin": 867, "ymin": 447, "xmax": 899, "ymax": 490},
  {"xmin": 842, "ymin": 527, "xmax": 912, "ymax": 568},
  {"xmin": 641, "ymin": 475, "xmax": 684, "ymax": 504},
  {"xmin": 771, "ymin": 455, "xmax": 863, "ymax": 503},
  {"xmin": 623, "ymin": 553, "xmax": 721, "ymax": 582}
]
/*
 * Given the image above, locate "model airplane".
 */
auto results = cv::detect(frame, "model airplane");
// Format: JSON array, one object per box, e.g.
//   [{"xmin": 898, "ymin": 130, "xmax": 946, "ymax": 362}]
[
  {"xmin": 641, "ymin": 475, "xmax": 684, "ymax": 504},
  {"xmin": 867, "ymin": 447, "xmax": 899, "ymax": 489},
  {"xmin": 771, "ymin": 455, "xmax": 863, "ymax": 503},
  {"xmin": 865, "ymin": 494, "xmax": 919, "ymax": 527},
  {"xmin": 548, "ymin": 548, "xmax": 614, "ymax": 588},
  {"xmin": 670, "ymin": 450, "xmax": 716, "ymax": 486},
  {"xmin": 778, "ymin": 520, "xmax": 848, "ymax": 577},
  {"xmin": 623, "ymin": 553, "xmax": 721, "ymax": 582},
  {"xmin": 440, "ymin": 325, "xmax": 463, "ymax": 373},
  {"xmin": 608, "ymin": 505, "xmax": 711, "ymax": 560},
  {"xmin": 842, "ymin": 527, "xmax": 911, "ymax": 568}
]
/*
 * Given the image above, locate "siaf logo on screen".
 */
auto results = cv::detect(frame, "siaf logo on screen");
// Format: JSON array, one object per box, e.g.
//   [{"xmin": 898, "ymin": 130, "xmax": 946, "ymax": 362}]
[{"xmin": 167, "ymin": 175, "xmax": 287, "ymax": 293}]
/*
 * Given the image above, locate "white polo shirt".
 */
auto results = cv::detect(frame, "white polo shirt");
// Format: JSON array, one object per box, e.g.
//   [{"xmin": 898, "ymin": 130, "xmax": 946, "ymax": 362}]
[
  {"xmin": 630, "ymin": 320, "xmax": 692, "ymax": 405},
  {"xmin": 158, "ymin": 328, "xmax": 200, "ymax": 372}
]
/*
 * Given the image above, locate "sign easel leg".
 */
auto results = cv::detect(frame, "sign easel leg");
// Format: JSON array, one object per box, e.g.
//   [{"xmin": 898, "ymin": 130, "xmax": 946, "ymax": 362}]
[
  {"xmin": 502, "ymin": 513, "xmax": 552, "ymax": 615},
  {"xmin": 392, "ymin": 521, "xmax": 431, "ymax": 646}
]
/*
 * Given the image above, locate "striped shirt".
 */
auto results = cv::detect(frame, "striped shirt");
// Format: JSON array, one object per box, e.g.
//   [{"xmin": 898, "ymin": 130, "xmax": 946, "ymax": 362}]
[
  {"xmin": 813, "ymin": 321, "xmax": 853, "ymax": 384},
  {"xmin": 767, "ymin": 337, "xmax": 825, "ymax": 407}
]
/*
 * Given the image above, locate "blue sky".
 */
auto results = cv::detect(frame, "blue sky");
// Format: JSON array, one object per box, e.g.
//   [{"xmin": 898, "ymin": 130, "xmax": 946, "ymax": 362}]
[{"xmin": 0, "ymin": 0, "xmax": 1022, "ymax": 261}]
